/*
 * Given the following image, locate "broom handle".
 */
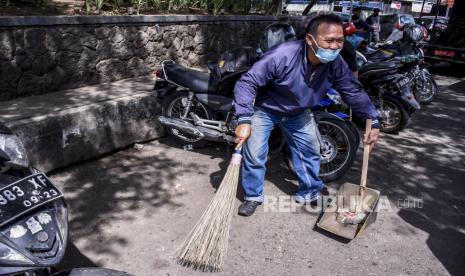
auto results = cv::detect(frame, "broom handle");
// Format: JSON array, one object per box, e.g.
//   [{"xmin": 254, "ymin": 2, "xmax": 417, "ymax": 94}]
[{"xmin": 357, "ymin": 119, "xmax": 371, "ymax": 213}]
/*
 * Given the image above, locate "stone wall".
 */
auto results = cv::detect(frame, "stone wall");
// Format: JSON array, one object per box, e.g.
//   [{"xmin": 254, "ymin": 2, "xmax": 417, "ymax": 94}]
[{"xmin": 0, "ymin": 15, "xmax": 300, "ymax": 101}]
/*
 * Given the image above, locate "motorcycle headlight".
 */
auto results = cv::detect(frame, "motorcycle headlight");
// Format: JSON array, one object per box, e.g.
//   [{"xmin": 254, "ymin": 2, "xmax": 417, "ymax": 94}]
[
  {"xmin": 54, "ymin": 200, "xmax": 68, "ymax": 247},
  {"xmin": 0, "ymin": 242, "xmax": 33, "ymax": 265},
  {"xmin": 0, "ymin": 134, "xmax": 29, "ymax": 168}
]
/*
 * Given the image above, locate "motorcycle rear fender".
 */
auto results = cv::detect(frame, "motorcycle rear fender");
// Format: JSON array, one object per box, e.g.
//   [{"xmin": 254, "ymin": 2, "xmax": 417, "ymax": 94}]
[
  {"xmin": 313, "ymin": 111, "xmax": 346, "ymax": 123},
  {"xmin": 154, "ymin": 83, "xmax": 177, "ymax": 99},
  {"xmin": 398, "ymin": 85, "xmax": 421, "ymax": 110}
]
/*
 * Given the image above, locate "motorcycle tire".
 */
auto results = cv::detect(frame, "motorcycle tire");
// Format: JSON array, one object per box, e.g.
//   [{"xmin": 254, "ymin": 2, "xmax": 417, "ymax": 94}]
[
  {"xmin": 283, "ymin": 118, "xmax": 357, "ymax": 183},
  {"xmin": 418, "ymin": 75, "xmax": 438, "ymax": 105},
  {"xmin": 379, "ymin": 96, "xmax": 410, "ymax": 134},
  {"xmin": 345, "ymin": 120, "xmax": 361, "ymax": 152},
  {"xmin": 161, "ymin": 90, "xmax": 211, "ymax": 148}
]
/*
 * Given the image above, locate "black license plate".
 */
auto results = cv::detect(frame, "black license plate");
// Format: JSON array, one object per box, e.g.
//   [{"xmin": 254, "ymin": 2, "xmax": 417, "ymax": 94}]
[
  {"xmin": 397, "ymin": 77, "xmax": 410, "ymax": 89},
  {"xmin": 0, "ymin": 173, "xmax": 63, "ymax": 228}
]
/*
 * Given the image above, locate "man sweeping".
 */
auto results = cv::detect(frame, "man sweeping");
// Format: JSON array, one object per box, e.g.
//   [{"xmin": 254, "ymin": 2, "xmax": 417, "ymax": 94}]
[{"xmin": 233, "ymin": 14, "xmax": 380, "ymax": 217}]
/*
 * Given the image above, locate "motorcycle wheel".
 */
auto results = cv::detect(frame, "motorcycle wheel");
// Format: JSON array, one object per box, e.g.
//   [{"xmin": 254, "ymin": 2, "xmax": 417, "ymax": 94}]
[
  {"xmin": 418, "ymin": 75, "xmax": 438, "ymax": 105},
  {"xmin": 162, "ymin": 91, "xmax": 211, "ymax": 148},
  {"xmin": 379, "ymin": 96, "xmax": 410, "ymax": 133},
  {"xmin": 345, "ymin": 120, "xmax": 361, "ymax": 151},
  {"xmin": 283, "ymin": 118, "xmax": 357, "ymax": 183}
]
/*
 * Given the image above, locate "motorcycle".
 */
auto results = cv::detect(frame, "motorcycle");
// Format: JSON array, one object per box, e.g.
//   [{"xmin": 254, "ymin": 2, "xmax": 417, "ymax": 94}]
[
  {"xmin": 360, "ymin": 25, "xmax": 438, "ymax": 105},
  {"xmin": 356, "ymin": 53, "xmax": 421, "ymax": 133},
  {"xmin": 0, "ymin": 121, "xmax": 131, "ymax": 275},
  {"xmin": 155, "ymin": 62, "xmax": 359, "ymax": 183},
  {"xmin": 155, "ymin": 23, "xmax": 359, "ymax": 182}
]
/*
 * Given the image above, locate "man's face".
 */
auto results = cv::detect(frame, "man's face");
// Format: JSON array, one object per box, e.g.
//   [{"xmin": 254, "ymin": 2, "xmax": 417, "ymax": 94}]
[{"xmin": 306, "ymin": 23, "xmax": 344, "ymax": 51}]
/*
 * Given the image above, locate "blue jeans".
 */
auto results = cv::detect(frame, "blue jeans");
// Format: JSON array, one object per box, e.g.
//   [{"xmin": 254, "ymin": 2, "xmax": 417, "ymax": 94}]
[{"xmin": 242, "ymin": 108, "xmax": 324, "ymax": 203}]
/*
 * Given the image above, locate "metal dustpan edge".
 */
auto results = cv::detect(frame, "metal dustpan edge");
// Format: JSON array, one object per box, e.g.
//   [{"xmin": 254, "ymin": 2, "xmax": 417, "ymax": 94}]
[{"xmin": 317, "ymin": 182, "xmax": 381, "ymax": 240}]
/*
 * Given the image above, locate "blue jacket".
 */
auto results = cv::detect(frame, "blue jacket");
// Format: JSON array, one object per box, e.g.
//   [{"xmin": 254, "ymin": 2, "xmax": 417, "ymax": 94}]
[{"xmin": 233, "ymin": 40, "xmax": 378, "ymax": 124}]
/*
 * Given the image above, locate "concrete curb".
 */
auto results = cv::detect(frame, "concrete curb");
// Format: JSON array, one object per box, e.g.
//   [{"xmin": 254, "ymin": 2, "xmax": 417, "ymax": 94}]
[{"xmin": 0, "ymin": 77, "xmax": 164, "ymax": 172}]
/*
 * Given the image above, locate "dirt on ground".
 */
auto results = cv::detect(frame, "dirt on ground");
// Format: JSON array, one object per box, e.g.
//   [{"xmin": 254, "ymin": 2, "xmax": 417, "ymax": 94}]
[{"xmin": 51, "ymin": 65, "xmax": 465, "ymax": 276}]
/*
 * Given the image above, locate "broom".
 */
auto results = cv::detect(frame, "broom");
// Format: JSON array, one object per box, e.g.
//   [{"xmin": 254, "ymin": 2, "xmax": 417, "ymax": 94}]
[{"xmin": 176, "ymin": 146, "xmax": 243, "ymax": 272}]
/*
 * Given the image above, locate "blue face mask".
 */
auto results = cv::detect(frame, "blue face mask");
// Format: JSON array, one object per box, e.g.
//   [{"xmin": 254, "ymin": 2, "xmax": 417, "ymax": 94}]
[{"xmin": 309, "ymin": 35, "xmax": 342, "ymax": 63}]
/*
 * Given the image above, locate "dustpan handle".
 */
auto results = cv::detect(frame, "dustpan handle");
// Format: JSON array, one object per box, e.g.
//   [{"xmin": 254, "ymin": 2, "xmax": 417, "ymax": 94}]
[
  {"xmin": 360, "ymin": 119, "xmax": 372, "ymax": 189},
  {"xmin": 357, "ymin": 119, "xmax": 371, "ymax": 213}
]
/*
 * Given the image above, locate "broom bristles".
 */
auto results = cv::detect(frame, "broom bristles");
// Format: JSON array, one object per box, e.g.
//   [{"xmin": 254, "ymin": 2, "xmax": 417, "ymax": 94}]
[{"xmin": 177, "ymin": 158, "xmax": 241, "ymax": 272}]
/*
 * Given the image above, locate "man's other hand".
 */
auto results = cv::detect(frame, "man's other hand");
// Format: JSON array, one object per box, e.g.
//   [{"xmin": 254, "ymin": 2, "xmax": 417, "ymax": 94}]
[
  {"xmin": 235, "ymin": 124, "xmax": 251, "ymax": 149},
  {"xmin": 363, "ymin": 128, "xmax": 380, "ymax": 152}
]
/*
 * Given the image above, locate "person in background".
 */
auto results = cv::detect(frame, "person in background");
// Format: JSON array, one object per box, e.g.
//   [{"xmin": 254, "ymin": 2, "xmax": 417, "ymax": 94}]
[
  {"xmin": 352, "ymin": 14, "xmax": 370, "ymax": 33},
  {"xmin": 282, "ymin": 6, "xmax": 289, "ymax": 15},
  {"xmin": 341, "ymin": 22, "xmax": 360, "ymax": 77},
  {"xmin": 365, "ymin": 8, "xmax": 381, "ymax": 43}
]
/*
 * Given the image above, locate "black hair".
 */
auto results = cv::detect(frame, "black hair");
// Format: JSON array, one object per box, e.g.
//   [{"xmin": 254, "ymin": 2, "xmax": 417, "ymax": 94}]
[
  {"xmin": 305, "ymin": 13, "xmax": 343, "ymax": 36},
  {"xmin": 352, "ymin": 14, "xmax": 360, "ymax": 21}
]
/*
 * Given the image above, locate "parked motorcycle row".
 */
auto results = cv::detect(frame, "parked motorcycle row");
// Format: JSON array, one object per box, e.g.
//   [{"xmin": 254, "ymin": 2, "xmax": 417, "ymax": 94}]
[
  {"xmin": 349, "ymin": 23, "xmax": 438, "ymax": 133},
  {"xmin": 155, "ymin": 21, "xmax": 439, "ymax": 183}
]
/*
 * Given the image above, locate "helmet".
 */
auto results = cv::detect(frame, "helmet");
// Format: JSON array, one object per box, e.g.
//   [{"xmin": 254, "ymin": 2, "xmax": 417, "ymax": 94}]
[
  {"xmin": 343, "ymin": 22, "xmax": 357, "ymax": 36},
  {"xmin": 404, "ymin": 24, "xmax": 424, "ymax": 43},
  {"xmin": 260, "ymin": 23, "xmax": 296, "ymax": 52}
]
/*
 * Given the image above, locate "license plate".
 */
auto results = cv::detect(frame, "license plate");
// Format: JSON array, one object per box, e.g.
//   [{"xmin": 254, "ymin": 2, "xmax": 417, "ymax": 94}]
[
  {"xmin": 434, "ymin": 49, "xmax": 455, "ymax": 58},
  {"xmin": 397, "ymin": 77, "xmax": 410, "ymax": 89},
  {"xmin": 0, "ymin": 173, "xmax": 63, "ymax": 228}
]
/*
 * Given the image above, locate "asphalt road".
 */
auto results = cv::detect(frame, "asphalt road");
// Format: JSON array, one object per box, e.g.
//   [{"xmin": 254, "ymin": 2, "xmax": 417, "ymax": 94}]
[{"xmin": 52, "ymin": 63, "xmax": 465, "ymax": 276}]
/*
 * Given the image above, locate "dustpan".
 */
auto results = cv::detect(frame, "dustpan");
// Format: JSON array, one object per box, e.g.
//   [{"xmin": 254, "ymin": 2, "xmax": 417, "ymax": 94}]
[{"xmin": 317, "ymin": 119, "xmax": 380, "ymax": 240}]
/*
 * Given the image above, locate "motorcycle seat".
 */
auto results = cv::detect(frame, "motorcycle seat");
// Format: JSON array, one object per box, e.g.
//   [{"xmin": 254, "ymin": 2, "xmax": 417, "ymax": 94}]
[
  {"xmin": 360, "ymin": 61, "xmax": 401, "ymax": 77},
  {"xmin": 164, "ymin": 62, "xmax": 211, "ymax": 93},
  {"xmin": 365, "ymin": 50, "xmax": 394, "ymax": 63}
]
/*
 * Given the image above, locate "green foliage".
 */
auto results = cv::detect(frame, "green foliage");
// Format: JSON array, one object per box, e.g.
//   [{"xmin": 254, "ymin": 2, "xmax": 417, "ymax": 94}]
[
  {"xmin": 85, "ymin": 0, "xmax": 91, "ymax": 14},
  {"xmin": 146, "ymin": 0, "xmax": 161, "ymax": 9},
  {"xmin": 113, "ymin": 0, "xmax": 123, "ymax": 7},
  {"xmin": 84, "ymin": 0, "xmax": 106, "ymax": 13},
  {"xmin": 34, "ymin": 0, "xmax": 50, "ymax": 7},
  {"xmin": 79, "ymin": 0, "xmax": 279, "ymax": 14},
  {"xmin": 132, "ymin": 0, "xmax": 146, "ymax": 14},
  {"xmin": 211, "ymin": 0, "xmax": 224, "ymax": 15},
  {"xmin": 95, "ymin": 0, "xmax": 105, "ymax": 12}
]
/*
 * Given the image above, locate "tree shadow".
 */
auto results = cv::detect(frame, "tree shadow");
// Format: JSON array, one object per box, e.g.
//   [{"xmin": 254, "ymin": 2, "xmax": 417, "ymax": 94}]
[
  {"xmin": 336, "ymin": 75, "xmax": 465, "ymax": 275},
  {"xmin": 48, "ymin": 137, "xmax": 210, "ymax": 270}
]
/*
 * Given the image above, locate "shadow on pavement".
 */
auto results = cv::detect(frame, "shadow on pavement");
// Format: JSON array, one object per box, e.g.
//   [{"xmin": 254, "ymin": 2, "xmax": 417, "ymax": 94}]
[
  {"xmin": 331, "ymin": 75, "xmax": 465, "ymax": 275},
  {"xmin": 57, "ymin": 242, "xmax": 99, "ymax": 270},
  {"xmin": 50, "ymin": 138, "xmax": 208, "ymax": 269},
  {"xmin": 155, "ymin": 68, "xmax": 465, "ymax": 275}
]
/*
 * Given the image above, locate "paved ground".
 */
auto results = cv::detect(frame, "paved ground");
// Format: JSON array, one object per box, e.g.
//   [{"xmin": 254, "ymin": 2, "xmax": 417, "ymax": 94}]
[{"xmin": 52, "ymin": 64, "xmax": 465, "ymax": 276}]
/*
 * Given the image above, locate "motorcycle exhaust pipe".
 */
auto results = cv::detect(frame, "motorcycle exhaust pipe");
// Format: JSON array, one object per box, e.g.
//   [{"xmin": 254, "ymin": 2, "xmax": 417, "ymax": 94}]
[
  {"xmin": 197, "ymin": 126, "xmax": 236, "ymax": 143},
  {"xmin": 158, "ymin": 116, "xmax": 204, "ymax": 137}
]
